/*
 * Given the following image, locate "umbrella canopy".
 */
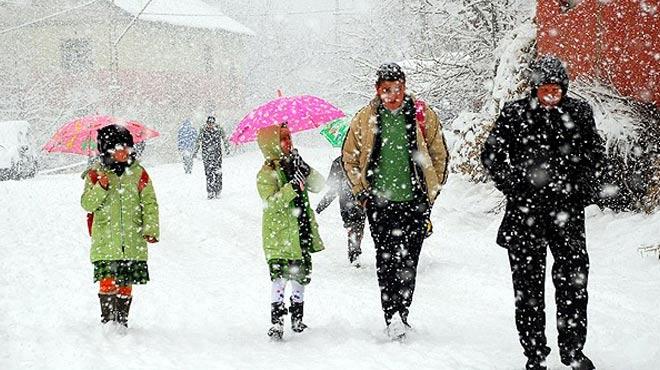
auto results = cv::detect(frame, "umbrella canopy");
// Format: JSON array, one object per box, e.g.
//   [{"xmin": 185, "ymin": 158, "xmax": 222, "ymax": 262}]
[
  {"xmin": 43, "ymin": 115, "xmax": 160, "ymax": 156},
  {"xmin": 230, "ymin": 95, "xmax": 345, "ymax": 144},
  {"xmin": 320, "ymin": 115, "xmax": 352, "ymax": 148}
]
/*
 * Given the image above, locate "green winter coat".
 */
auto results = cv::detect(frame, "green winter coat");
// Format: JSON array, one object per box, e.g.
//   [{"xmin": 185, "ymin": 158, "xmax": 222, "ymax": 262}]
[
  {"xmin": 81, "ymin": 161, "xmax": 159, "ymax": 262},
  {"xmin": 256, "ymin": 125, "xmax": 325, "ymax": 262}
]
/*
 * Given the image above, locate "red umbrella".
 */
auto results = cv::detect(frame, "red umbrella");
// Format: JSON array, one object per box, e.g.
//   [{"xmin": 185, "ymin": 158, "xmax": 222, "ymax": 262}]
[{"xmin": 43, "ymin": 115, "xmax": 159, "ymax": 156}]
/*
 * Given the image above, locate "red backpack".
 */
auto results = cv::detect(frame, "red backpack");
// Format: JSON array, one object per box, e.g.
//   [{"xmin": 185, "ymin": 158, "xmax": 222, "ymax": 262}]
[
  {"xmin": 415, "ymin": 99, "xmax": 428, "ymax": 139},
  {"xmin": 86, "ymin": 168, "xmax": 150, "ymax": 236}
]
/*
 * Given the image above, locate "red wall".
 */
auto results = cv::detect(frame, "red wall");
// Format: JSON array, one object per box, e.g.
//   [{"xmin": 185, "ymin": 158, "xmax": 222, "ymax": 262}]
[{"xmin": 537, "ymin": 0, "xmax": 659, "ymax": 106}]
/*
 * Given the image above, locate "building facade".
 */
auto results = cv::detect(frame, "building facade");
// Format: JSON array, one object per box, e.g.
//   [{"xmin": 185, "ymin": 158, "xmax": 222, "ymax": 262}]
[
  {"xmin": 0, "ymin": 0, "xmax": 253, "ymax": 162},
  {"xmin": 537, "ymin": 0, "xmax": 658, "ymax": 106}
]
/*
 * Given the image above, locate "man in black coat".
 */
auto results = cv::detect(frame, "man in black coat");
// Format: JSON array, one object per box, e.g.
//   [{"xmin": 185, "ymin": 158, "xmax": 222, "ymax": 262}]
[
  {"xmin": 481, "ymin": 55, "xmax": 605, "ymax": 370},
  {"xmin": 315, "ymin": 156, "xmax": 366, "ymax": 267},
  {"xmin": 194, "ymin": 116, "xmax": 230, "ymax": 199}
]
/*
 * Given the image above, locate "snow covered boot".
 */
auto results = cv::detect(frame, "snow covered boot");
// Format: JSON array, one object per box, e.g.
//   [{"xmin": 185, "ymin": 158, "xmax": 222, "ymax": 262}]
[
  {"xmin": 349, "ymin": 253, "xmax": 361, "ymax": 268},
  {"xmin": 115, "ymin": 296, "xmax": 132, "ymax": 328},
  {"xmin": 267, "ymin": 302, "xmax": 287, "ymax": 340},
  {"xmin": 98, "ymin": 293, "xmax": 116, "ymax": 324},
  {"xmin": 386, "ymin": 315, "xmax": 406, "ymax": 340},
  {"xmin": 289, "ymin": 299, "xmax": 308, "ymax": 333}
]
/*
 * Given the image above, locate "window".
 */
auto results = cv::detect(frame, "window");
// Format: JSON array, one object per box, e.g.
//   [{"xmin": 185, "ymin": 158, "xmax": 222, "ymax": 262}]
[
  {"xmin": 560, "ymin": 0, "xmax": 583, "ymax": 12},
  {"xmin": 60, "ymin": 39, "xmax": 93, "ymax": 72}
]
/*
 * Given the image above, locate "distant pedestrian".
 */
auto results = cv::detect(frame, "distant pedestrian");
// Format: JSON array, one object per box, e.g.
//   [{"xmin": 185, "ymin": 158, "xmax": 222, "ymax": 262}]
[
  {"xmin": 177, "ymin": 119, "xmax": 198, "ymax": 174},
  {"xmin": 194, "ymin": 116, "xmax": 230, "ymax": 199}
]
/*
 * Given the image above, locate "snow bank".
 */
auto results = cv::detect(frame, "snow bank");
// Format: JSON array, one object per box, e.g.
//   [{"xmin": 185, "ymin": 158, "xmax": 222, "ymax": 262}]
[
  {"xmin": 491, "ymin": 22, "xmax": 537, "ymax": 114},
  {"xmin": 1, "ymin": 146, "xmax": 659, "ymax": 369}
]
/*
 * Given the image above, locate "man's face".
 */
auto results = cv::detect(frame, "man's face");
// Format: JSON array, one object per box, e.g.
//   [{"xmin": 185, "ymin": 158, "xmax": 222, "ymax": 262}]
[
  {"xmin": 537, "ymin": 83, "xmax": 563, "ymax": 107},
  {"xmin": 280, "ymin": 127, "xmax": 292, "ymax": 156},
  {"xmin": 376, "ymin": 80, "xmax": 406, "ymax": 111}
]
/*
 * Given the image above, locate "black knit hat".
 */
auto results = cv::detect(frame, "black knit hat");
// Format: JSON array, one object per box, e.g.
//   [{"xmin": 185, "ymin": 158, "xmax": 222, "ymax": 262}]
[
  {"xmin": 376, "ymin": 62, "xmax": 406, "ymax": 85},
  {"xmin": 97, "ymin": 124, "xmax": 134, "ymax": 155},
  {"xmin": 530, "ymin": 55, "xmax": 570, "ymax": 93}
]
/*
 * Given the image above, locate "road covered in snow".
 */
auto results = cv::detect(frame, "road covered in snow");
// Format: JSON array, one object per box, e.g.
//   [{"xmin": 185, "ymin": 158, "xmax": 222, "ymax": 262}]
[{"xmin": 1, "ymin": 146, "xmax": 659, "ymax": 369}]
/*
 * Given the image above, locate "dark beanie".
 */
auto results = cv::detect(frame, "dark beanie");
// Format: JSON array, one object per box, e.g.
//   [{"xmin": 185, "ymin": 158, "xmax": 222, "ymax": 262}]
[
  {"xmin": 376, "ymin": 62, "xmax": 406, "ymax": 85},
  {"xmin": 97, "ymin": 124, "xmax": 134, "ymax": 155},
  {"xmin": 530, "ymin": 55, "xmax": 570, "ymax": 93}
]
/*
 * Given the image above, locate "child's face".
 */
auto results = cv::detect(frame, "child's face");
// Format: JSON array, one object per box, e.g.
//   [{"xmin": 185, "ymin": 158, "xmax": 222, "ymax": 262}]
[
  {"xmin": 280, "ymin": 128, "xmax": 292, "ymax": 156},
  {"xmin": 110, "ymin": 144, "xmax": 131, "ymax": 162}
]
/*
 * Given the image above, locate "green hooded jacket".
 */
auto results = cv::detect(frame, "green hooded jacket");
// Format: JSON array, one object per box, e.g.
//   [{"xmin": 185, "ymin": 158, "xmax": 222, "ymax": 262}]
[
  {"xmin": 81, "ymin": 161, "xmax": 159, "ymax": 262},
  {"xmin": 256, "ymin": 125, "xmax": 325, "ymax": 261}
]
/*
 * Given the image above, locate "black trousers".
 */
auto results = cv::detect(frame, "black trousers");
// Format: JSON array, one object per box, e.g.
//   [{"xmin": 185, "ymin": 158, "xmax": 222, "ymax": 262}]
[
  {"xmin": 507, "ymin": 207, "xmax": 590, "ymax": 363},
  {"xmin": 203, "ymin": 158, "xmax": 222, "ymax": 196},
  {"xmin": 367, "ymin": 197, "xmax": 426, "ymax": 324},
  {"xmin": 346, "ymin": 216, "xmax": 365, "ymax": 261}
]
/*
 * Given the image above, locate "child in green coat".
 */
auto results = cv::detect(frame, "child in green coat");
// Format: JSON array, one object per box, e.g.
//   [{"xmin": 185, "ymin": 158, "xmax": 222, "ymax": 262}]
[
  {"xmin": 81, "ymin": 124, "xmax": 159, "ymax": 328},
  {"xmin": 256, "ymin": 123, "xmax": 325, "ymax": 339}
]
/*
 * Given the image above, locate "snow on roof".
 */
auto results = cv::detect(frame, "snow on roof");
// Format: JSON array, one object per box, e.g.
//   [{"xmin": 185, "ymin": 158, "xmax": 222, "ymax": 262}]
[{"xmin": 113, "ymin": 0, "xmax": 254, "ymax": 35}]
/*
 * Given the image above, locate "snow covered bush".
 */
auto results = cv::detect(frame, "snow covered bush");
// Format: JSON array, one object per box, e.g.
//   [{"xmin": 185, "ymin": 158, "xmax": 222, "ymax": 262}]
[{"xmin": 450, "ymin": 22, "xmax": 536, "ymax": 182}]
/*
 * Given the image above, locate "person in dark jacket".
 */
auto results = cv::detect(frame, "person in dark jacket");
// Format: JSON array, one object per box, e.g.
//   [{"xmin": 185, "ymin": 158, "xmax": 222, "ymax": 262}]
[
  {"xmin": 481, "ymin": 55, "xmax": 604, "ymax": 370},
  {"xmin": 194, "ymin": 116, "xmax": 230, "ymax": 199},
  {"xmin": 316, "ymin": 156, "xmax": 366, "ymax": 267}
]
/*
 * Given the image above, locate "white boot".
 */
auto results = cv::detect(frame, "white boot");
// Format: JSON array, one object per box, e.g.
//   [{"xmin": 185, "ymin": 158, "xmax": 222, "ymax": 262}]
[{"xmin": 386, "ymin": 315, "xmax": 406, "ymax": 340}]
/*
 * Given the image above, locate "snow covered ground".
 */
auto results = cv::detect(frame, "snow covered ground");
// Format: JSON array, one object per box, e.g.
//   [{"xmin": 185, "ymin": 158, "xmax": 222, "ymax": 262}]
[{"xmin": 1, "ymin": 146, "xmax": 659, "ymax": 370}]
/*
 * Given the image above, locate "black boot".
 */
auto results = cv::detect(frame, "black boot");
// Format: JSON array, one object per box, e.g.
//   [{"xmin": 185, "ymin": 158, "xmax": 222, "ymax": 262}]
[
  {"xmin": 267, "ymin": 302, "xmax": 287, "ymax": 339},
  {"xmin": 115, "ymin": 296, "xmax": 133, "ymax": 328},
  {"xmin": 289, "ymin": 299, "xmax": 307, "ymax": 333},
  {"xmin": 563, "ymin": 352, "xmax": 595, "ymax": 370},
  {"xmin": 525, "ymin": 357, "xmax": 548, "ymax": 370},
  {"xmin": 98, "ymin": 293, "xmax": 116, "ymax": 324}
]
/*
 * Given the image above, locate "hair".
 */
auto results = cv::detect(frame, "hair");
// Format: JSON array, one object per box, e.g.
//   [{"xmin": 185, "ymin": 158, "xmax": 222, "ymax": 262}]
[{"xmin": 376, "ymin": 62, "xmax": 406, "ymax": 86}]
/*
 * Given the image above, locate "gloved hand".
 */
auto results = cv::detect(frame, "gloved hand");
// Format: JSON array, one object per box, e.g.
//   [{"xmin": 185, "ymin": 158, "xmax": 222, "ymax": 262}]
[
  {"xmin": 144, "ymin": 235, "xmax": 158, "ymax": 243},
  {"xmin": 291, "ymin": 149, "xmax": 311, "ymax": 178},
  {"xmin": 280, "ymin": 155, "xmax": 296, "ymax": 180}
]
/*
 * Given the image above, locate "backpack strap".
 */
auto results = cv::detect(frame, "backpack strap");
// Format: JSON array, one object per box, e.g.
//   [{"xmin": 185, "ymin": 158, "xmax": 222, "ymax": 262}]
[
  {"xmin": 138, "ymin": 169, "xmax": 150, "ymax": 193},
  {"xmin": 415, "ymin": 100, "xmax": 427, "ymax": 139}
]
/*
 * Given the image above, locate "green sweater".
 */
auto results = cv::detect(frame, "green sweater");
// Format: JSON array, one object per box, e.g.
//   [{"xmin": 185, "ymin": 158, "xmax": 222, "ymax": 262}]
[{"xmin": 373, "ymin": 108, "xmax": 414, "ymax": 202}]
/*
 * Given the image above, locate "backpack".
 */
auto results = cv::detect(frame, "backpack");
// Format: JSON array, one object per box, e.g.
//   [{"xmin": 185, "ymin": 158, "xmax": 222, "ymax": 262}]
[
  {"xmin": 414, "ymin": 99, "xmax": 427, "ymax": 139},
  {"xmin": 86, "ymin": 168, "xmax": 150, "ymax": 236}
]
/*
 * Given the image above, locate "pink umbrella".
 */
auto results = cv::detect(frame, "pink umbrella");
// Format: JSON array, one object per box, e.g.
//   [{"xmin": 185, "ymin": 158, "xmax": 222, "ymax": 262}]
[
  {"xmin": 43, "ymin": 115, "xmax": 160, "ymax": 156},
  {"xmin": 230, "ymin": 95, "xmax": 345, "ymax": 144}
]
